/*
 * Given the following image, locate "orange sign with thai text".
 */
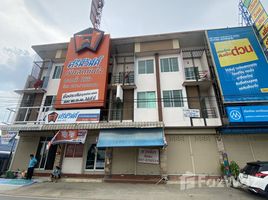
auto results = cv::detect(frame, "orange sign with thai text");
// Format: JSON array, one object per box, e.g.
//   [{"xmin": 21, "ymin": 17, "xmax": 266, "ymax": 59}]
[{"xmin": 55, "ymin": 28, "xmax": 110, "ymax": 109}]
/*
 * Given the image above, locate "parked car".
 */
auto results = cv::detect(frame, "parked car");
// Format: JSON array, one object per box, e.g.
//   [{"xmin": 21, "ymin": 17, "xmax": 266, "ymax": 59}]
[{"xmin": 238, "ymin": 161, "xmax": 268, "ymax": 197}]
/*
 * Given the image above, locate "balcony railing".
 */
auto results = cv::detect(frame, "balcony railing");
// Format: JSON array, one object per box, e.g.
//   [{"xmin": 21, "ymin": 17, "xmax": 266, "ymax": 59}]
[
  {"xmin": 202, "ymin": 107, "xmax": 218, "ymax": 118},
  {"xmin": 112, "ymin": 71, "xmax": 134, "ymax": 85},
  {"xmin": 14, "ymin": 106, "xmax": 53, "ymax": 124},
  {"xmin": 185, "ymin": 67, "xmax": 209, "ymax": 81}
]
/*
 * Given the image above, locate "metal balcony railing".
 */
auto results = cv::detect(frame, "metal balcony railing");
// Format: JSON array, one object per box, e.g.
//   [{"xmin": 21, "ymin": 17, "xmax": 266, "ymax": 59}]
[
  {"xmin": 185, "ymin": 67, "xmax": 209, "ymax": 81},
  {"xmin": 202, "ymin": 107, "xmax": 218, "ymax": 118},
  {"xmin": 112, "ymin": 71, "xmax": 134, "ymax": 85}
]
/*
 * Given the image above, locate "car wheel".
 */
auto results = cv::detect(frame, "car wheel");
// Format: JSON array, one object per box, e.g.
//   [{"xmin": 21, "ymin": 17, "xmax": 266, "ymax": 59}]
[{"xmin": 264, "ymin": 185, "xmax": 268, "ymax": 198}]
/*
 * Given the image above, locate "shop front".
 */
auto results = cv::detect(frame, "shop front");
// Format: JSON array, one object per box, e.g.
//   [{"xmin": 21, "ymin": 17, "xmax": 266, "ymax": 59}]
[{"xmin": 97, "ymin": 128, "xmax": 166, "ymax": 179}]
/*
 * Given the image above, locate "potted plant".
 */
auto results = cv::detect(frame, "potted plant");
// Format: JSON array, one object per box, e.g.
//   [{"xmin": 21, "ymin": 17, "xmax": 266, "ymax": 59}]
[{"xmin": 229, "ymin": 161, "xmax": 240, "ymax": 188}]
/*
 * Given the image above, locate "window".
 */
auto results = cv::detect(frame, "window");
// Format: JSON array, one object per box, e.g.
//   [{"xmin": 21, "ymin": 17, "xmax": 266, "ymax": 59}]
[
  {"xmin": 44, "ymin": 95, "xmax": 56, "ymax": 106},
  {"xmin": 65, "ymin": 144, "xmax": 84, "ymax": 158},
  {"xmin": 138, "ymin": 59, "xmax": 154, "ymax": 74},
  {"xmin": 185, "ymin": 67, "xmax": 199, "ymax": 80},
  {"xmin": 52, "ymin": 65, "xmax": 63, "ymax": 79},
  {"xmin": 163, "ymin": 90, "xmax": 183, "ymax": 107},
  {"xmin": 160, "ymin": 57, "xmax": 179, "ymax": 72},
  {"xmin": 85, "ymin": 144, "xmax": 105, "ymax": 170},
  {"xmin": 137, "ymin": 91, "xmax": 156, "ymax": 108}
]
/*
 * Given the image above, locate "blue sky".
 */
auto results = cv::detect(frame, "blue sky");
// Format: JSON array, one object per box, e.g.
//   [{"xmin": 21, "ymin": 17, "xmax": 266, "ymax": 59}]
[{"xmin": 0, "ymin": 0, "xmax": 267, "ymax": 124}]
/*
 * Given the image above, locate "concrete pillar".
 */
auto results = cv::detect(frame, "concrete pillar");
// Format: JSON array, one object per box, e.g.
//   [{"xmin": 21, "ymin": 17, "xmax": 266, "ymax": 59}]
[
  {"xmin": 104, "ymin": 148, "xmax": 113, "ymax": 176},
  {"xmin": 160, "ymin": 147, "xmax": 168, "ymax": 176}
]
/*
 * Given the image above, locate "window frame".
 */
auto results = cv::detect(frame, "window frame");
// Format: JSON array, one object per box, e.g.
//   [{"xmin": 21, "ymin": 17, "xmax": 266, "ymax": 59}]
[
  {"xmin": 137, "ymin": 91, "xmax": 156, "ymax": 108},
  {"xmin": 65, "ymin": 144, "xmax": 84, "ymax": 158},
  {"xmin": 85, "ymin": 144, "xmax": 106, "ymax": 171},
  {"xmin": 160, "ymin": 57, "xmax": 179, "ymax": 72},
  {"xmin": 52, "ymin": 65, "xmax": 63, "ymax": 79},
  {"xmin": 138, "ymin": 59, "xmax": 154, "ymax": 74},
  {"xmin": 162, "ymin": 90, "xmax": 184, "ymax": 107}
]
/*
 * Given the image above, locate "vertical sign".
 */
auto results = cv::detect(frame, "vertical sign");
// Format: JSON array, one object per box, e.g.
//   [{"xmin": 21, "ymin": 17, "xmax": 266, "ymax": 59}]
[{"xmin": 55, "ymin": 28, "xmax": 110, "ymax": 109}]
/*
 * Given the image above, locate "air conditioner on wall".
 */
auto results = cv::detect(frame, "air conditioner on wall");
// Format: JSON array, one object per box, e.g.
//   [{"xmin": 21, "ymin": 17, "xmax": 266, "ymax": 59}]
[{"xmin": 116, "ymin": 84, "xmax": 123, "ymax": 102}]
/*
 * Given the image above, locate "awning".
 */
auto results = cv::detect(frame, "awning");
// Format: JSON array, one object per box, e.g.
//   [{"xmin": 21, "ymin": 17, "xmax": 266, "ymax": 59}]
[
  {"xmin": 97, "ymin": 128, "xmax": 166, "ymax": 148},
  {"xmin": 219, "ymin": 127, "xmax": 268, "ymax": 134}
]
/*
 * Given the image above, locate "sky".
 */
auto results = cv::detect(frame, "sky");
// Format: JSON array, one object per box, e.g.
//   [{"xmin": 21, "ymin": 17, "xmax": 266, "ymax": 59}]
[{"xmin": 0, "ymin": 0, "xmax": 267, "ymax": 124}]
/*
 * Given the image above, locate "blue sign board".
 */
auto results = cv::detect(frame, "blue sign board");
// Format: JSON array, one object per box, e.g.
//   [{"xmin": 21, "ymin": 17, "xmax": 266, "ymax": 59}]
[
  {"xmin": 226, "ymin": 105, "xmax": 268, "ymax": 123},
  {"xmin": 207, "ymin": 26, "xmax": 268, "ymax": 102}
]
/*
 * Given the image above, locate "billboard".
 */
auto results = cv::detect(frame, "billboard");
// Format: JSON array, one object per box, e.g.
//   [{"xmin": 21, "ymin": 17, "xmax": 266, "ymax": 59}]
[
  {"xmin": 55, "ymin": 28, "xmax": 110, "ymax": 109},
  {"xmin": 207, "ymin": 26, "xmax": 268, "ymax": 103},
  {"xmin": 45, "ymin": 109, "xmax": 100, "ymax": 124},
  {"xmin": 226, "ymin": 105, "xmax": 268, "ymax": 122}
]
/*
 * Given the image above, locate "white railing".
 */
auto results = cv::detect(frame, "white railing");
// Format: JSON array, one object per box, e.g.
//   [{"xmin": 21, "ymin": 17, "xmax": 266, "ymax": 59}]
[{"xmin": 14, "ymin": 106, "xmax": 53, "ymax": 124}]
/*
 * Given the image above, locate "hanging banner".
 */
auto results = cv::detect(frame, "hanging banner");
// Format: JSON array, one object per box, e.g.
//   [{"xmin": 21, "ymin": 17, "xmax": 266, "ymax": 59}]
[
  {"xmin": 51, "ymin": 130, "xmax": 87, "ymax": 145},
  {"xmin": 259, "ymin": 21, "xmax": 268, "ymax": 39},
  {"xmin": 255, "ymin": 11, "xmax": 268, "ymax": 30},
  {"xmin": 55, "ymin": 28, "xmax": 110, "ymax": 109},
  {"xmin": 251, "ymin": 3, "xmax": 264, "ymax": 22},
  {"xmin": 263, "ymin": 36, "xmax": 268, "ymax": 49},
  {"xmin": 207, "ymin": 26, "xmax": 268, "ymax": 103},
  {"xmin": 138, "ymin": 148, "xmax": 159, "ymax": 164},
  {"xmin": 0, "ymin": 131, "xmax": 17, "ymax": 145},
  {"xmin": 248, "ymin": 0, "xmax": 259, "ymax": 13}
]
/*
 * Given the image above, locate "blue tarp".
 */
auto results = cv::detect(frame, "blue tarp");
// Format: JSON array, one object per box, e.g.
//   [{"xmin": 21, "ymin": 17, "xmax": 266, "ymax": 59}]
[{"xmin": 97, "ymin": 128, "xmax": 166, "ymax": 147}]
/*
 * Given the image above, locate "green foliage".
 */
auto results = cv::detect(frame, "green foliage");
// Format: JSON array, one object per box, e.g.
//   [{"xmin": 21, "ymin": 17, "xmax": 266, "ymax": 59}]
[
  {"xmin": 229, "ymin": 161, "xmax": 240, "ymax": 178},
  {"xmin": 5, "ymin": 171, "xmax": 16, "ymax": 179}
]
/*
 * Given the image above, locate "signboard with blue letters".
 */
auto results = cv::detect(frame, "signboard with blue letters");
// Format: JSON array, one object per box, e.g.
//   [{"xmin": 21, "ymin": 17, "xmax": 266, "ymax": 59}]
[
  {"xmin": 45, "ymin": 109, "xmax": 100, "ymax": 124},
  {"xmin": 207, "ymin": 26, "xmax": 268, "ymax": 103},
  {"xmin": 226, "ymin": 105, "xmax": 268, "ymax": 122}
]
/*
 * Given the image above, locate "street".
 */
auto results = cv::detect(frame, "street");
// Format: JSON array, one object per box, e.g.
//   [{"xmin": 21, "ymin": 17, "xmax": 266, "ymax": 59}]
[{"xmin": 0, "ymin": 182, "xmax": 266, "ymax": 200}]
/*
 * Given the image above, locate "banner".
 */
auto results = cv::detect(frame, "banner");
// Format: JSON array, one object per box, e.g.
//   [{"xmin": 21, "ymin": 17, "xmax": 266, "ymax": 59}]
[
  {"xmin": 259, "ymin": 21, "xmax": 268, "ymax": 39},
  {"xmin": 250, "ymin": 3, "xmax": 264, "ymax": 22},
  {"xmin": 183, "ymin": 109, "xmax": 200, "ymax": 118},
  {"xmin": 207, "ymin": 26, "xmax": 268, "ymax": 102},
  {"xmin": 55, "ymin": 28, "xmax": 110, "ymax": 109},
  {"xmin": 255, "ymin": 11, "xmax": 268, "ymax": 30},
  {"xmin": 138, "ymin": 148, "xmax": 159, "ymax": 164},
  {"xmin": 51, "ymin": 130, "xmax": 87, "ymax": 145},
  {"xmin": 45, "ymin": 109, "xmax": 100, "ymax": 124},
  {"xmin": 226, "ymin": 105, "xmax": 268, "ymax": 122},
  {"xmin": 0, "ymin": 131, "xmax": 17, "ymax": 145}
]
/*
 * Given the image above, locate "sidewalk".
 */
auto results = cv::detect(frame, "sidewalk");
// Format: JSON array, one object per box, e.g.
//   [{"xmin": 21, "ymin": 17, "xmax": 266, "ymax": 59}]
[{"xmin": 0, "ymin": 181, "xmax": 263, "ymax": 200}]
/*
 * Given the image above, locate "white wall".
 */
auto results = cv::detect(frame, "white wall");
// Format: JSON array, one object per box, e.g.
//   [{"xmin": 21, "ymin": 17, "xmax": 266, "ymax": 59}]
[
  {"xmin": 159, "ymin": 54, "xmax": 190, "ymax": 127},
  {"xmin": 134, "ymin": 56, "xmax": 158, "ymax": 122},
  {"xmin": 62, "ymin": 158, "xmax": 83, "ymax": 174}
]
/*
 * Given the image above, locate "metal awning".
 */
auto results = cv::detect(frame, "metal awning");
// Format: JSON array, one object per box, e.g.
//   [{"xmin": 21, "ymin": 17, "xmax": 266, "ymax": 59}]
[
  {"xmin": 0, "ymin": 121, "xmax": 164, "ymax": 131},
  {"xmin": 97, "ymin": 128, "xmax": 166, "ymax": 148}
]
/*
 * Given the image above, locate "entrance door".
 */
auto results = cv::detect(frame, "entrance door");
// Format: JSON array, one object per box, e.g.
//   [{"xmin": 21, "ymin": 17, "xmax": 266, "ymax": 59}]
[{"xmin": 36, "ymin": 137, "xmax": 57, "ymax": 170}]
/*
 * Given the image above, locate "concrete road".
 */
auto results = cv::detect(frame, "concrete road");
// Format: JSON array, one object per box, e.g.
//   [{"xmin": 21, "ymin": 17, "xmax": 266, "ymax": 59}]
[{"xmin": 0, "ymin": 182, "xmax": 266, "ymax": 200}]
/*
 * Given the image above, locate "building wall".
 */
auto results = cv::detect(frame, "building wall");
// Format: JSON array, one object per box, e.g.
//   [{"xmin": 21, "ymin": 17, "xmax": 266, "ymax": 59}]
[
  {"xmin": 134, "ymin": 56, "xmax": 159, "ymax": 122},
  {"xmin": 222, "ymin": 134, "xmax": 268, "ymax": 168},
  {"xmin": 159, "ymin": 54, "xmax": 190, "ymax": 127},
  {"xmin": 11, "ymin": 135, "xmax": 40, "ymax": 171},
  {"xmin": 62, "ymin": 158, "xmax": 84, "ymax": 174},
  {"xmin": 45, "ymin": 63, "xmax": 63, "ymax": 96}
]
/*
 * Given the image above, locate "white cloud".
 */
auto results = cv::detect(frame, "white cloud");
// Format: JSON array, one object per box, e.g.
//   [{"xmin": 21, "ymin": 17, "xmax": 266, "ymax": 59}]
[{"xmin": 0, "ymin": 0, "xmax": 69, "ymax": 51}]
